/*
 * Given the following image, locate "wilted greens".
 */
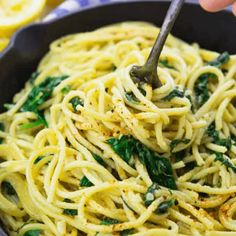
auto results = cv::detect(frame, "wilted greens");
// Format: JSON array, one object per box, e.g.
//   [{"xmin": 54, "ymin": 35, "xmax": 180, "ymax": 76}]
[
  {"xmin": 63, "ymin": 198, "xmax": 78, "ymax": 216},
  {"xmin": 108, "ymin": 135, "xmax": 177, "ymax": 189},
  {"xmin": 21, "ymin": 75, "xmax": 68, "ymax": 128}
]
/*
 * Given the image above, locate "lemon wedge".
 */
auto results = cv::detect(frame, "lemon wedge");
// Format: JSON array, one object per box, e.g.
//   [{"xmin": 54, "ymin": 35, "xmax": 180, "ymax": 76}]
[
  {"xmin": 0, "ymin": 0, "xmax": 46, "ymax": 31},
  {"xmin": 0, "ymin": 37, "xmax": 9, "ymax": 51}
]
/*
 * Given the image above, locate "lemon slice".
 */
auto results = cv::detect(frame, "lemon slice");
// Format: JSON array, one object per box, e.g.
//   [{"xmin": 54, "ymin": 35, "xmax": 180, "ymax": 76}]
[
  {"xmin": 0, "ymin": 0, "xmax": 46, "ymax": 30},
  {"xmin": 0, "ymin": 37, "xmax": 9, "ymax": 51}
]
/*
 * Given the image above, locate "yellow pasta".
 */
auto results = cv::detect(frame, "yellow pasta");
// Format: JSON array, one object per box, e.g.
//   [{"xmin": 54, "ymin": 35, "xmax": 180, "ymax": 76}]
[{"xmin": 0, "ymin": 22, "xmax": 236, "ymax": 236}]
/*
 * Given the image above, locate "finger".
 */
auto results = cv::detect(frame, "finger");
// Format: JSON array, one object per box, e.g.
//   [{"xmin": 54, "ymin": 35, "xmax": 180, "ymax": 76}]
[
  {"xmin": 233, "ymin": 1, "xmax": 236, "ymax": 16},
  {"xmin": 199, "ymin": 0, "xmax": 235, "ymax": 12}
]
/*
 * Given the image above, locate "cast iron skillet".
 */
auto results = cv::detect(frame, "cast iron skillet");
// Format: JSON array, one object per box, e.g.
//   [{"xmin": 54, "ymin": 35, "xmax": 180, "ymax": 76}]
[
  {"xmin": 0, "ymin": 0, "xmax": 235, "ymax": 235},
  {"xmin": 0, "ymin": 0, "xmax": 235, "ymax": 113}
]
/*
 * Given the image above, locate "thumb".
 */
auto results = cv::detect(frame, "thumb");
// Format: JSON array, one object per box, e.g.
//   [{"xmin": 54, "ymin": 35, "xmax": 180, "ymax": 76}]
[{"xmin": 199, "ymin": 0, "xmax": 235, "ymax": 12}]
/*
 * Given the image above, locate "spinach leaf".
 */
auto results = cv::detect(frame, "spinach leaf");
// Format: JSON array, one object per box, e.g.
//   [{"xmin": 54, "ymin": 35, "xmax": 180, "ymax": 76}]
[
  {"xmin": 69, "ymin": 96, "xmax": 84, "ymax": 112},
  {"xmin": 21, "ymin": 75, "xmax": 68, "ymax": 127},
  {"xmin": 185, "ymin": 94, "xmax": 195, "ymax": 112},
  {"xmin": 107, "ymin": 135, "xmax": 136, "ymax": 164},
  {"xmin": 215, "ymin": 152, "xmax": 236, "ymax": 173},
  {"xmin": 22, "ymin": 75, "xmax": 68, "ymax": 112},
  {"xmin": 121, "ymin": 196, "xmax": 135, "ymax": 212},
  {"xmin": 159, "ymin": 59, "xmax": 175, "ymax": 69},
  {"xmin": 144, "ymin": 183, "xmax": 160, "ymax": 206},
  {"xmin": 125, "ymin": 92, "xmax": 140, "ymax": 103},
  {"xmin": 207, "ymin": 52, "xmax": 230, "ymax": 68},
  {"xmin": 163, "ymin": 88, "xmax": 194, "ymax": 112},
  {"xmin": 108, "ymin": 135, "xmax": 177, "ymax": 189},
  {"xmin": 0, "ymin": 123, "xmax": 4, "ymax": 144},
  {"xmin": 24, "ymin": 230, "xmax": 41, "ymax": 236},
  {"xmin": 175, "ymin": 150, "xmax": 187, "ymax": 161},
  {"xmin": 232, "ymin": 135, "xmax": 236, "ymax": 144},
  {"xmin": 194, "ymin": 73, "xmax": 217, "ymax": 107},
  {"xmin": 1, "ymin": 181, "xmax": 16, "ymax": 195},
  {"xmin": 155, "ymin": 199, "xmax": 178, "ymax": 215},
  {"xmin": 185, "ymin": 161, "xmax": 197, "ymax": 171},
  {"xmin": 207, "ymin": 123, "xmax": 232, "ymax": 150},
  {"xmin": 163, "ymin": 88, "xmax": 184, "ymax": 101},
  {"xmin": 63, "ymin": 198, "xmax": 78, "ymax": 216},
  {"xmin": 170, "ymin": 139, "xmax": 191, "ymax": 151},
  {"xmin": 34, "ymin": 156, "xmax": 45, "ymax": 164},
  {"xmin": 29, "ymin": 71, "xmax": 40, "ymax": 84},
  {"xmin": 120, "ymin": 229, "xmax": 135, "ymax": 236},
  {"xmin": 125, "ymin": 87, "xmax": 146, "ymax": 103},
  {"xmin": 61, "ymin": 85, "xmax": 71, "ymax": 95},
  {"xmin": 207, "ymin": 123, "xmax": 219, "ymax": 141},
  {"xmin": 19, "ymin": 120, "xmax": 45, "ymax": 131},
  {"xmin": 92, "ymin": 153, "xmax": 107, "ymax": 168},
  {"xmin": 100, "ymin": 218, "xmax": 120, "ymax": 225},
  {"xmin": 215, "ymin": 137, "xmax": 232, "ymax": 150},
  {"xmin": 111, "ymin": 64, "xmax": 117, "ymax": 71},
  {"xmin": 80, "ymin": 176, "xmax": 94, "ymax": 187},
  {"xmin": 135, "ymin": 142, "xmax": 177, "ymax": 189},
  {"xmin": 34, "ymin": 155, "xmax": 51, "ymax": 165}
]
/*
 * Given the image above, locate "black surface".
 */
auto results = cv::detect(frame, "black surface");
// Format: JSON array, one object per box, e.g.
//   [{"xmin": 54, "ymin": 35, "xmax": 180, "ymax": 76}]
[{"xmin": 0, "ymin": 0, "xmax": 235, "ymax": 234}]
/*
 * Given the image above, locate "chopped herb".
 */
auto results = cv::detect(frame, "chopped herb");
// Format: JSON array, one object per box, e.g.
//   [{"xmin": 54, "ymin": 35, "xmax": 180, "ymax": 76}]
[
  {"xmin": 207, "ymin": 123, "xmax": 219, "ymax": 141},
  {"xmin": 21, "ymin": 75, "xmax": 68, "ymax": 127},
  {"xmin": 207, "ymin": 123, "xmax": 232, "ymax": 150},
  {"xmin": 144, "ymin": 183, "xmax": 160, "ymax": 206},
  {"xmin": 29, "ymin": 71, "xmax": 40, "ymax": 84},
  {"xmin": 215, "ymin": 137, "xmax": 232, "ymax": 150},
  {"xmin": 111, "ymin": 64, "xmax": 117, "ymax": 71},
  {"xmin": 125, "ymin": 92, "xmax": 139, "ymax": 103},
  {"xmin": 3, "ymin": 103, "xmax": 14, "ymax": 111},
  {"xmin": 107, "ymin": 135, "xmax": 136, "ymax": 164},
  {"xmin": 207, "ymin": 52, "xmax": 230, "ymax": 68},
  {"xmin": 92, "ymin": 153, "xmax": 107, "ymax": 167},
  {"xmin": 22, "ymin": 75, "xmax": 68, "ymax": 112},
  {"xmin": 69, "ymin": 96, "xmax": 84, "ymax": 112},
  {"xmin": 0, "ymin": 123, "xmax": 4, "ymax": 144},
  {"xmin": 34, "ymin": 156, "xmax": 45, "ymax": 164},
  {"xmin": 2, "ymin": 181, "xmax": 16, "ymax": 195},
  {"xmin": 194, "ymin": 73, "xmax": 217, "ymax": 107},
  {"xmin": 232, "ymin": 135, "xmax": 236, "ymax": 144},
  {"xmin": 163, "ymin": 88, "xmax": 184, "ymax": 101},
  {"xmin": 215, "ymin": 152, "xmax": 236, "ymax": 173},
  {"xmin": 175, "ymin": 150, "xmax": 186, "ymax": 161},
  {"xmin": 156, "ymin": 199, "xmax": 178, "ymax": 215},
  {"xmin": 24, "ymin": 230, "xmax": 41, "ymax": 236},
  {"xmin": 170, "ymin": 139, "xmax": 191, "ymax": 151},
  {"xmin": 120, "ymin": 229, "xmax": 135, "ymax": 236},
  {"xmin": 163, "ymin": 88, "xmax": 194, "ymax": 112},
  {"xmin": 185, "ymin": 161, "xmax": 197, "ymax": 171},
  {"xmin": 121, "ymin": 196, "xmax": 135, "ymax": 212},
  {"xmin": 108, "ymin": 135, "xmax": 177, "ymax": 189},
  {"xmin": 61, "ymin": 85, "xmax": 71, "ymax": 94},
  {"xmin": 100, "ymin": 218, "xmax": 120, "ymax": 225},
  {"xmin": 125, "ymin": 87, "xmax": 146, "ymax": 103},
  {"xmin": 80, "ymin": 176, "xmax": 94, "ymax": 187},
  {"xmin": 19, "ymin": 120, "xmax": 45, "ymax": 131},
  {"xmin": 63, "ymin": 208, "xmax": 78, "ymax": 216},
  {"xmin": 185, "ymin": 94, "xmax": 194, "ymax": 112},
  {"xmin": 199, "ymin": 192, "xmax": 209, "ymax": 198},
  {"xmin": 159, "ymin": 59, "xmax": 175, "ymax": 69},
  {"xmin": 63, "ymin": 198, "xmax": 78, "ymax": 216}
]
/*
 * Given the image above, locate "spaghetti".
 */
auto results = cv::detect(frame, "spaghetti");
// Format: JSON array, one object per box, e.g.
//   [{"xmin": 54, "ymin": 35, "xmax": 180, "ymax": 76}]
[{"xmin": 0, "ymin": 22, "xmax": 236, "ymax": 236}]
